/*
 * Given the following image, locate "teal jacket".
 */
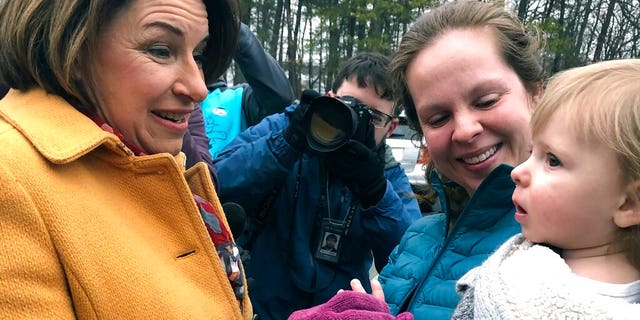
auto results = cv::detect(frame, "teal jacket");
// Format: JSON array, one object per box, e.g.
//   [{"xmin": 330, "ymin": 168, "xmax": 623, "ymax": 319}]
[{"xmin": 379, "ymin": 164, "xmax": 521, "ymax": 320}]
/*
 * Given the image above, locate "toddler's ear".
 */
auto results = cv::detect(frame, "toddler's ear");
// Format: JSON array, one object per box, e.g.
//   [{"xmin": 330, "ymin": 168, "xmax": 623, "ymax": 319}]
[{"xmin": 614, "ymin": 180, "xmax": 640, "ymax": 228}]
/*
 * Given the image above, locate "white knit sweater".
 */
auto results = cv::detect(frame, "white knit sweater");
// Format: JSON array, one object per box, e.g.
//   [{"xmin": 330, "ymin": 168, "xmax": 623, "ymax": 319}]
[{"xmin": 452, "ymin": 234, "xmax": 640, "ymax": 319}]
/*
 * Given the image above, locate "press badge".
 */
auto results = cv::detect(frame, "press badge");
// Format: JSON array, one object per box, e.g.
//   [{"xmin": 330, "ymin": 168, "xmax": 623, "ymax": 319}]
[{"xmin": 314, "ymin": 218, "xmax": 347, "ymax": 263}]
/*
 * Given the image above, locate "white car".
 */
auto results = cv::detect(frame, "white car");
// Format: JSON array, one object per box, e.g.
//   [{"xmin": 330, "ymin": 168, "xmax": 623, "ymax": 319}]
[{"xmin": 386, "ymin": 114, "xmax": 427, "ymax": 188}]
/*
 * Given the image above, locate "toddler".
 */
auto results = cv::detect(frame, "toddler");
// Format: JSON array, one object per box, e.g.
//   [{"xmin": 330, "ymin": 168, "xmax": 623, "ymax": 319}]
[{"xmin": 454, "ymin": 59, "xmax": 640, "ymax": 319}]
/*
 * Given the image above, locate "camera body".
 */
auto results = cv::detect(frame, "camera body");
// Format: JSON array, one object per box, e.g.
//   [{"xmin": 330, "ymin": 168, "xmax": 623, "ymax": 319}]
[{"xmin": 303, "ymin": 95, "xmax": 374, "ymax": 153}]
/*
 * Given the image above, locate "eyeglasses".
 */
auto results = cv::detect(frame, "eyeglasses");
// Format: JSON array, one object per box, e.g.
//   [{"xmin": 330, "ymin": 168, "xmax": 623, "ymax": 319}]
[
  {"xmin": 368, "ymin": 108, "xmax": 394, "ymax": 128},
  {"xmin": 337, "ymin": 95, "xmax": 395, "ymax": 128}
]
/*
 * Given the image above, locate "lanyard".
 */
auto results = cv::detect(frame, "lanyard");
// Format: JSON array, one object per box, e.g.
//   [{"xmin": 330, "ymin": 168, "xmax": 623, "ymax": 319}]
[{"xmin": 315, "ymin": 164, "xmax": 356, "ymax": 235}]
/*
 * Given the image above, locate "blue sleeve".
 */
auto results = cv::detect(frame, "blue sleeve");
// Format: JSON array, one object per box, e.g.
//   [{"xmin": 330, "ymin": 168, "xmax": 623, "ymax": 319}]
[
  {"xmin": 213, "ymin": 104, "xmax": 301, "ymax": 213},
  {"xmin": 361, "ymin": 164, "xmax": 421, "ymax": 271}
]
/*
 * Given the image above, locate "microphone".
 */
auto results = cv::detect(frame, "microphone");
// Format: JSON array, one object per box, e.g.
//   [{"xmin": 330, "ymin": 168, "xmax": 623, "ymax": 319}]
[{"xmin": 222, "ymin": 202, "xmax": 246, "ymax": 238}]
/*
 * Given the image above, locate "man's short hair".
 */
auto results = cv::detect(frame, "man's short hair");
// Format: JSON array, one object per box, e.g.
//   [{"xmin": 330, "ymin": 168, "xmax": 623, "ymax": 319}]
[{"xmin": 331, "ymin": 52, "xmax": 396, "ymax": 114}]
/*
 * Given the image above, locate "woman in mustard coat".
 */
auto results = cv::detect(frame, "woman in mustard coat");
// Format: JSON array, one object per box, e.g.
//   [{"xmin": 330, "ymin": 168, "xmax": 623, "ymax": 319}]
[{"xmin": 0, "ymin": 0, "xmax": 252, "ymax": 319}]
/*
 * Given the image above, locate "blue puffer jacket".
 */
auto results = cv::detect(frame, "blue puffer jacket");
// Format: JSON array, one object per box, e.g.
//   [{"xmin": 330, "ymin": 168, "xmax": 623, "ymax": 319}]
[
  {"xmin": 379, "ymin": 164, "xmax": 520, "ymax": 320},
  {"xmin": 214, "ymin": 104, "xmax": 422, "ymax": 320}
]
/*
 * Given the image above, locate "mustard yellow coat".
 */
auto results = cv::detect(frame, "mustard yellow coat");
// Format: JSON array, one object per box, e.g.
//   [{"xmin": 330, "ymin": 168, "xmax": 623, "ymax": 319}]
[{"xmin": 0, "ymin": 89, "xmax": 252, "ymax": 319}]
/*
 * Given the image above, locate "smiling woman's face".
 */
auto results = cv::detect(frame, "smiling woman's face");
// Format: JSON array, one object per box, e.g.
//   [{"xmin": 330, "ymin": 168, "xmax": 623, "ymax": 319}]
[
  {"xmin": 88, "ymin": 0, "xmax": 209, "ymax": 155},
  {"xmin": 407, "ymin": 28, "xmax": 538, "ymax": 194}
]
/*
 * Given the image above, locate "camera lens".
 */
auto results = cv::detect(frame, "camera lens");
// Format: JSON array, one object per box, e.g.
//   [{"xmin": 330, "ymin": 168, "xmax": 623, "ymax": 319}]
[
  {"xmin": 309, "ymin": 113, "xmax": 348, "ymax": 145},
  {"xmin": 305, "ymin": 96, "xmax": 358, "ymax": 152}
]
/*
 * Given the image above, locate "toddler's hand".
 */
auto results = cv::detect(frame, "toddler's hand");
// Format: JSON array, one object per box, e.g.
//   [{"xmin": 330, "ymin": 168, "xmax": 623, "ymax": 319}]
[{"xmin": 346, "ymin": 278, "xmax": 385, "ymax": 302}]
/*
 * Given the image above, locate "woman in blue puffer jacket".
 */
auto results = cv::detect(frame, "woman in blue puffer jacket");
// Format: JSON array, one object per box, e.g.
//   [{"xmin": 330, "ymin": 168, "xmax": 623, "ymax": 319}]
[{"xmin": 376, "ymin": 2, "xmax": 546, "ymax": 319}]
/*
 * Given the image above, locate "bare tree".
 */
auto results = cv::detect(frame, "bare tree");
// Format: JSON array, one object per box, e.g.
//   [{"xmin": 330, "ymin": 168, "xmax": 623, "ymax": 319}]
[
  {"xmin": 517, "ymin": 0, "xmax": 530, "ymax": 20},
  {"xmin": 593, "ymin": 0, "xmax": 617, "ymax": 62},
  {"xmin": 286, "ymin": 0, "xmax": 304, "ymax": 95},
  {"xmin": 242, "ymin": 0, "xmax": 638, "ymax": 93},
  {"xmin": 269, "ymin": 0, "xmax": 285, "ymax": 59}
]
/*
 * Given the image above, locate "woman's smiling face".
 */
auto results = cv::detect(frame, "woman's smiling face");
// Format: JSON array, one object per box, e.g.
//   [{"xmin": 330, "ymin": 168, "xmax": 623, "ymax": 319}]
[
  {"xmin": 88, "ymin": 0, "xmax": 209, "ymax": 155},
  {"xmin": 406, "ymin": 28, "xmax": 538, "ymax": 194}
]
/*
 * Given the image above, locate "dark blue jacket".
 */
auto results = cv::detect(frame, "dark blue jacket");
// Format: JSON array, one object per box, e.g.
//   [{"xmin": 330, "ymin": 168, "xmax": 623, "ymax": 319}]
[
  {"xmin": 379, "ymin": 164, "xmax": 521, "ymax": 320},
  {"xmin": 214, "ymin": 104, "xmax": 421, "ymax": 320}
]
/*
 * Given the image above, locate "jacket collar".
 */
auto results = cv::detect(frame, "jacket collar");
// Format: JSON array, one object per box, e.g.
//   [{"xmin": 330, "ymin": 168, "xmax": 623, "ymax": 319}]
[
  {"xmin": 465, "ymin": 164, "xmax": 515, "ymax": 212},
  {"xmin": 430, "ymin": 164, "xmax": 515, "ymax": 223},
  {"xmin": 0, "ymin": 88, "xmax": 122, "ymax": 164},
  {"xmin": 383, "ymin": 143, "xmax": 400, "ymax": 169}
]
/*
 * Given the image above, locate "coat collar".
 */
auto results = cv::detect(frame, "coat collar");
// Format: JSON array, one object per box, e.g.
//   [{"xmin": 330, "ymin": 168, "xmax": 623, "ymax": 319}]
[
  {"xmin": 0, "ymin": 88, "xmax": 123, "ymax": 164},
  {"xmin": 430, "ymin": 164, "xmax": 515, "ymax": 222}
]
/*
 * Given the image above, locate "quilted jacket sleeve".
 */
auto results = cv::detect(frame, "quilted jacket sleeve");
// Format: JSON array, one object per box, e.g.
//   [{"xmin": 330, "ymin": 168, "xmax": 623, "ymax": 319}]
[{"xmin": 378, "ymin": 214, "xmax": 447, "ymax": 316}]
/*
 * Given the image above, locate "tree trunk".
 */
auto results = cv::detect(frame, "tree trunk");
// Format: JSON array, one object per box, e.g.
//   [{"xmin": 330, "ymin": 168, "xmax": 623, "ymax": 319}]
[
  {"xmin": 268, "ymin": 0, "xmax": 285, "ymax": 59},
  {"xmin": 551, "ymin": 0, "xmax": 566, "ymax": 72},
  {"xmin": 517, "ymin": 0, "xmax": 530, "ymax": 21},
  {"xmin": 593, "ymin": 0, "xmax": 616, "ymax": 62},
  {"xmin": 287, "ymin": 0, "xmax": 304, "ymax": 95},
  {"xmin": 574, "ymin": 0, "xmax": 594, "ymax": 52}
]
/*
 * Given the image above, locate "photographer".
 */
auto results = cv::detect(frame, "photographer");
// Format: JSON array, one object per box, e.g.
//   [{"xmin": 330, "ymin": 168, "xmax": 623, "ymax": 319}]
[{"xmin": 213, "ymin": 52, "xmax": 421, "ymax": 320}]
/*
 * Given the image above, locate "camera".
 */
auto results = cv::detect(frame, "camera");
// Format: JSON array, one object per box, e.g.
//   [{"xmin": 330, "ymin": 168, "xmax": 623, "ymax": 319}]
[{"xmin": 303, "ymin": 95, "xmax": 374, "ymax": 153}]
